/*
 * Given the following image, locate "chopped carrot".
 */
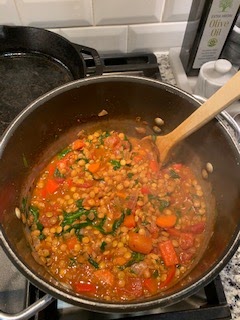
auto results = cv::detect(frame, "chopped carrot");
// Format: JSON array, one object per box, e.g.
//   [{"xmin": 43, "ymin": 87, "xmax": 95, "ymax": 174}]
[
  {"xmin": 74, "ymin": 282, "xmax": 96, "ymax": 293},
  {"xmin": 44, "ymin": 179, "xmax": 59, "ymax": 194},
  {"xmin": 149, "ymin": 160, "xmax": 159, "ymax": 172},
  {"xmin": 159, "ymin": 240, "xmax": 179, "ymax": 266},
  {"xmin": 66, "ymin": 236, "xmax": 78, "ymax": 250},
  {"xmin": 94, "ymin": 269, "xmax": 115, "ymax": 287},
  {"xmin": 159, "ymin": 265, "xmax": 176, "ymax": 288},
  {"xmin": 72, "ymin": 139, "xmax": 85, "ymax": 150},
  {"xmin": 156, "ymin": 214, "xmax": 177, "ymax": 228},
  {"xmin": 123, "ymin": 215, "xmax": 136, "ymax": 228},
  {"xmin": 88, "ymin": 162, "xmax": 100, "ymax": 173},
  {"xmin": 128, "ymin": 232, "xmax": 153, "ymax": 254},
  {"xmin": 116, "ymin": 191, "xmax": 127, "ymax": 199},
  {"xmin": 143, "ymin": 278, "xmax": 158, "ymax": 294}
]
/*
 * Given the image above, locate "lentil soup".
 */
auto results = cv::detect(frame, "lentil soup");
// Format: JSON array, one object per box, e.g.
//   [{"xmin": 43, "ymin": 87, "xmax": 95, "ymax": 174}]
[{"xmin": 26, "ymin": 129, "xmax": 208, "ymax": 302}]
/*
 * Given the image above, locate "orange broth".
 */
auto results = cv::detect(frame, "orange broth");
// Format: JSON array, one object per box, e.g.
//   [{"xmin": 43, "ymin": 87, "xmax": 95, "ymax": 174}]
[{"xmin": 26, "ymin": 129, "xmax": 207, "ymax": 301}]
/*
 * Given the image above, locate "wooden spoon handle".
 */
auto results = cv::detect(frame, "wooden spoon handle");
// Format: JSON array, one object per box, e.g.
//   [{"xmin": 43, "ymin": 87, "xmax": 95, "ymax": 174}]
[{"xmin": 167, "ymin": 70, "xmax": 240, "ymax": 145}]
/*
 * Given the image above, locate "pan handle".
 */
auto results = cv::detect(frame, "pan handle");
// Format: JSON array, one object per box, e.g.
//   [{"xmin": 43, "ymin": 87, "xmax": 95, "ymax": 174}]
[
  {"xmin": 0, "ymin": 294, "xmax": 54, "ymax": 320},
  {"xmin": 72, "ymin": 43, "xmax": 103, "ymax": 76}
]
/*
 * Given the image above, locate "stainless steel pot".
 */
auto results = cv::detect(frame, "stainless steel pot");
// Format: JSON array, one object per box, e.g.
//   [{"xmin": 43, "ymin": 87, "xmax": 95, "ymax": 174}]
[{"xmin": 0, "ymin": 76, "xmax": 239, "ymax": 318}]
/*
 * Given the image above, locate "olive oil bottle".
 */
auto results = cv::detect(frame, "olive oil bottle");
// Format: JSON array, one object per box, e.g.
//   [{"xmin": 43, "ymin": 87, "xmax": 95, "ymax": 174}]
[{"xmin": 180, "ymin": 0, "xmax": 240, "ymax": 76}]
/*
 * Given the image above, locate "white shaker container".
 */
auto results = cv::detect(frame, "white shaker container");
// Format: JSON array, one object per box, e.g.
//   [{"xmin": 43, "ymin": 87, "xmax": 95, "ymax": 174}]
[
  {"xmin": 194, "ymin": 59, "xmax": 237, "ymax": 98},
  {"xmin": 194, "ymin": 59, "xmax": 240, "ymax": 125}
]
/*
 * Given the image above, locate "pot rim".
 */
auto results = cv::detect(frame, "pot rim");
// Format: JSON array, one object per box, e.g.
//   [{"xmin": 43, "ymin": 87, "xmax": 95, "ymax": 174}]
[{"xmin": 0, "ymin": 75, "xmax": 239, "ymax": 313}]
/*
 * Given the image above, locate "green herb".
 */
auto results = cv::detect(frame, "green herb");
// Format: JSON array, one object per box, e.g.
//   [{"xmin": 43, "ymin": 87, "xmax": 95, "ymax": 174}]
[
  {"xmin": 169, "ymin": 169, "xmax": 180, "ymax": 179},
  {"xmin": 29, "ymin": 206, "xmax": 44, "ymax": 232},
  {"xmin": 69, "ymin": 257, "xmax": 77, "ymax": 267},
  {"xmin": 21, "ymin": 197, "xmax": 28, "ymax": 214},
  {"xmin": 110, "ymin": 160, "xmax": 121, "ymax": 171},
  {"xmin": 99, "ymin": 131, "xmax": 110, "ymax": 145},
  {"xmin": 112, "ymin": 212, "xmax": 125, "ymax": 234},
  {"xmin": 76, "ymin": 199, "xmax": 84, "ymax": 208},
  {"xmin": 148, "ymin": 194, "xmax": 170, "ymax": 212},
  {"xmin": 22, "ymin": 153, "xmax": 28, "ymax": 168},
  {"xmin": 58, "ymin": 148, "xmax": 71, "ymax": 159},
  {"xmin": 88, "ymin": 256, "xmax": 99, "ymax": 269},
  {"xmin": 127, "ymin": 172, "xmax": 134, "ymax": 179},
  {"xmin": 54, "ymin": 168, "xmax": 65, "ymax": 178},
  {"xmin": 124, "ymin": 208, "xmax": 132, "ymax": 216},
  {"xmin": 124, "ymin": 134, "xmax": 132, "ymax": 151},
  {"xmin": 100, "ymin": 241, "xmax": 107, "ymax": 252},
  {"xmin": 153, "ymin": 270, "xmax": 159, "ymax": 278},
  {"xmin": 120, "ymin": 252, "xmax": 145, "ymax": 270},
  {"xmin": 159, "ymin": 199, "xmax": 170, "ymax": 212}
]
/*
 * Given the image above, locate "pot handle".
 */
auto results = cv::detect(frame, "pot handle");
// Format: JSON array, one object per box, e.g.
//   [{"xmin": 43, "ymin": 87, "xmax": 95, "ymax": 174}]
[
  {"xmin": 72, "ymin": 43, "xmax": 103, "ymax": 76},
  {"xmin": 0, "ymin": 294, "xmax": 54, "ymax": 320}
]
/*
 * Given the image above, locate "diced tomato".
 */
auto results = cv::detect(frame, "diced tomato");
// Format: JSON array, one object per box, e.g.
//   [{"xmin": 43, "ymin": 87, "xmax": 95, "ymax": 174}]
[
  {"xmin": 74, "ymin": 282, "xmax": 96, "ymax": 293},
  {"xmin": 143, "ymin": 278, "xmax": 158, "ymax": 294},
  {"xmin": 76, "ymin": 181, "xmax": 94, "ymax": 188},
  {"xmin": 72, "ymin": 139, "xmax": 85, "ymax": 150},
  {"xmin": 141, "ymin": 186, "xmax": 151, "ymax": 195},
  {"xmin": 179, "ymin": 251, "xmax": 194, "ymax": 264},
  {"xmin": 66, "ymin": 236, "xmax": 78, "ymax": 250},
  {"xmin": 159, "ymin": 240, "xmax": 179, "ymax": 266},
  {"xmin": 149, "ymin": 160, "xmax": 159, "ymax": 172},
  {"xmin": 94, "ymin": 269, "xmax": 115, "ymax": 287},
  {"xmin": 159, "ymin": 265, "xmax": 176, "ymax": 289},
  {"xmin": 183, "ymin": 222, "xmax": 205, "ymax": 234},
  {"xmin": 42, "ymin": 179, "xmax": 59, "ymax": 197},
  {"xmin": 104, "ymin": 134, "xmax": 121, "ymax": 148},
  {"xmin": 167, "ymin": 228, "xmax": 182, "ymax": 237},
  {"xmin": 179, "ymin": 233, "xmax": 194, "ymax": 250},
  {"xmin": 172, "ymin": 163, "xmax": 183, "ymax": 170},
  {"xmin": 125, "ymin": 277, "xmax": 143, "ymax": 297}
]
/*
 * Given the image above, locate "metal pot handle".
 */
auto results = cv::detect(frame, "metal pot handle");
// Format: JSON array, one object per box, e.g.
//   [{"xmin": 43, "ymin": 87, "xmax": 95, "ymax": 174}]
[
  {"xmin": 193, "ymin": 94, "xmax": 240, "ymax": 142},
  {"xmin": 0, "ymin": 294, "xmax": 54, "ymax": 320}
]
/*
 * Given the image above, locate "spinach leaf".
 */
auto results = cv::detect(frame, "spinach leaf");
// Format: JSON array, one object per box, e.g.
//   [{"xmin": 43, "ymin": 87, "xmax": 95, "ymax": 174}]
[
  {"xmin": 29, "ymin": 206, "xmax": 44, "ymax": 232},
  {"xmin": 54, "ymin": 168, "xmax": 65, "ymax": 178},
  {"xmin": 88, "ymin": 256, "xmax": 99, "ymax": 269},
  {"xmin": 169, "ymin": 169, "xmax": 180, "ymax": 179},
  {"xmin": 110, "ymin": 160, "xmax": 121, "ymax": 171},
  {"xmin": 100, "ymin": 241, "xmax": 107, "ymax": 252},
  {"xmin": 58, "ymin": 148, "xmax": 71, "ymax": 159},
  {"xmin": 99, "ymin": 131, "xmax": 110, "ymax": 145},
  {"xmin": 120, "ymin": 252, "xmax": 145, "ymax": 270}
]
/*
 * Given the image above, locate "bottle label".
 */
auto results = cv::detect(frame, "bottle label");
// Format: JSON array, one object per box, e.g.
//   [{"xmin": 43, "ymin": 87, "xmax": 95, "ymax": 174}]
[{"xmin": 193, "ymin": 0, "xmax": 240, "ymax": 69}]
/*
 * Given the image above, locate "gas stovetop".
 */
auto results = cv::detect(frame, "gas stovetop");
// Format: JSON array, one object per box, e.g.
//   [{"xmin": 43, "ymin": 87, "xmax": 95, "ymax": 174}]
[{"xmin": 0, "ymin": 52, "xmax": 232, "ymax": 320}]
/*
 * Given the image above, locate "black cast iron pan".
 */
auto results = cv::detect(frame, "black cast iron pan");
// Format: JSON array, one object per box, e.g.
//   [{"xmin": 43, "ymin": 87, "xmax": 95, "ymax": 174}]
[{"xmin": 0, "ymin": 25, "xmax": 103, "ymax": 79}]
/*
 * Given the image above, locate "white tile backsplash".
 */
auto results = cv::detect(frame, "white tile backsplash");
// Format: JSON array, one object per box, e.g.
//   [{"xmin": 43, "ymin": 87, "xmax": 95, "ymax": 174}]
[
  {"xmin": 60, "ymin": 26, "xmax": 128, "ymax": 53},
  {"xmin": 162, "ymin": 0, "xmax": 192, "ymax": 22},
  {"xmin": 93, "ymin": 0, "xmax": 165, "ymax": 25},
  {"xmin": 2, "ymin": 0, "xmax": 192, "ymax": 54},
  {"xmin": 0, "ymin": 0, "xmax": 21, "ymax": 25},
  {"xmin": 14, "ymin": 0, "xmax": 93, "ymax": 28},
  {"xmin": 128, "ymin": 22, "xmax": 187, "ymax": 52}
]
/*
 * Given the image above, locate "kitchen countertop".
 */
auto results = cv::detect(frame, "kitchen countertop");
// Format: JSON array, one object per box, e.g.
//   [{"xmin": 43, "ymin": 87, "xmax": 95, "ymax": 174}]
[{"xmin": 157, "ymin": 52, "xmax": 240, "ymax": 320}]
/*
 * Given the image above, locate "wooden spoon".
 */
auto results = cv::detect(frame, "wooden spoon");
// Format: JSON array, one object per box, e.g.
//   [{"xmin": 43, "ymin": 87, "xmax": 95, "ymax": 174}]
[{"xmin": 150, "ymin": 70, "xmax": 240, "ymax": 164}]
